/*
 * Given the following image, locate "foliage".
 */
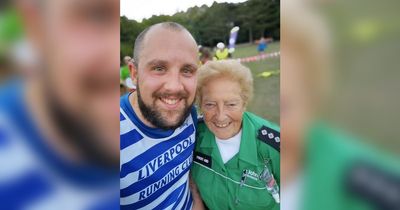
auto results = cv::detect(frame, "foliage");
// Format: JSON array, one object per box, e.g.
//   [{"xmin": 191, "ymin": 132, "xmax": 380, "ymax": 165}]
[{"xmin": 120, "ymin": 0, "xmax": 280, "ymax": 61}]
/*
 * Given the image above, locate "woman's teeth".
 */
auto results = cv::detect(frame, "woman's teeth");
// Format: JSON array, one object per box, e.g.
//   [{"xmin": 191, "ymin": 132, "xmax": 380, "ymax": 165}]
[{"xmin": 215, "ymin": 122, "xmax": 229, "ymax": 128}]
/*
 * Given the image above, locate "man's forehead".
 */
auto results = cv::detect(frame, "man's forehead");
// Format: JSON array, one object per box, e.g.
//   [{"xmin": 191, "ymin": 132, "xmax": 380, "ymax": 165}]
[
  {"xmin": 143, "ymin": 26, "xmax": 197, "ymax": 48},
  {"xmin": 141, "ymin": 29, "xmax": 197, "ymax": 55}
]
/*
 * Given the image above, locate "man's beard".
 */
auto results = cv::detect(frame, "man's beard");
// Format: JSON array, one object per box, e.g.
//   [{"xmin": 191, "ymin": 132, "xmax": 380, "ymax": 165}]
[
  {"xmin": 136, "ymin": 83, "xmax": 193, "ymax": 130},
  {"xmin": 43, "ymin": 78, "xmax": 118, "ymax": 169}
]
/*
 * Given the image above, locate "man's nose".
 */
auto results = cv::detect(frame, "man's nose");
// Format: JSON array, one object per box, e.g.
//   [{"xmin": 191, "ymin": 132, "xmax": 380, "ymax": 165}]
[{"xmin": 164, "ymin": 70, "xmax": 184, "ymax": 92}]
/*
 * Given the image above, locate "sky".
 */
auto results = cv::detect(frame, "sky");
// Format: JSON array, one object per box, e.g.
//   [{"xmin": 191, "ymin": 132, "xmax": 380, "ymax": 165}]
[{"xmin": 121, "ymin": 0, "xmax": 248, "ymax": 22}]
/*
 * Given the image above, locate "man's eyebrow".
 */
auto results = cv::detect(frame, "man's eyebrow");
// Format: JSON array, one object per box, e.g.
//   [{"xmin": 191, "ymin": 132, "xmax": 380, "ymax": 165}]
[
  {"xmin": 146, "ymin": 59, "xmax": 168, "ymax": 67},
  {"xmin": 182, "ymin": 63, "xmax": 198, "ymax": 70}
]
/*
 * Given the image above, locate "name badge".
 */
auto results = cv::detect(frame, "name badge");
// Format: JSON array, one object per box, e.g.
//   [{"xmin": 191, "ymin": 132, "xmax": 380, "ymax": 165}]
[{"xmin": 194, "ymin": 152, "xmax": 212, "ymax": 168}]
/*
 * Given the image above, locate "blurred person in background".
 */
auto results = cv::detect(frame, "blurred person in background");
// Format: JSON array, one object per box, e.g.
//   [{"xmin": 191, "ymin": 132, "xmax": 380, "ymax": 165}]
[
  {"xmin": 120, "ymin": 22, "xmax": 204, "ymax": 210},
  {"xmin": 120, "ymin": 55, "xmax": 131, "ymax": 82},
  {"xmin": 191, "ymin": 60, "xmax": 280, "ymax": 210},
  {"xmin": 256, "ymin": 37, "xmax": 267, "ymax": 55},
  {"xmin": 198, "ymin": 46, "xmax": 212, "ymax": 65},
  {"xmin": 120, "ymin": 56, "xmax": 135, "ymax": 96},
  {"xmin": 281, "ymin": 1, "xmax": 400, "ymax": 210},
  {"xmin": 213, "ymin": 42, "xmax": 229, "ymax": 60},
  {"xmin": 0, "ymin": 0, "xmax": 119, "ymax": 209}
]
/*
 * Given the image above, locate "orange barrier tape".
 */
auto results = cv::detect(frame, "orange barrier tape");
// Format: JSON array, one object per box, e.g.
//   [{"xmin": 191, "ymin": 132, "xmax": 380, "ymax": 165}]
[{"xmin": 236, "ymin": 51, "xmax": 280, "ymax": 63}]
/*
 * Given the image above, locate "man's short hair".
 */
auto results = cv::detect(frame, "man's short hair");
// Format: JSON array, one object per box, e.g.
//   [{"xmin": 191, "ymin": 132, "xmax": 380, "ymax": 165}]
[{"xmin": 132, "ymin": 22, "xmax": 187, "ymax": 68}]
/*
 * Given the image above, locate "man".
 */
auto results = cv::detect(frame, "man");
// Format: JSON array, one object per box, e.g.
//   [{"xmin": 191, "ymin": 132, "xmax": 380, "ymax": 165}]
[
  {"xmin": 0, "ymin": 0, "xmax": 119, "ymax": 209},
  {"xmin": 120, "ymin": 22, "xmax": 203, "ymax": 209}
]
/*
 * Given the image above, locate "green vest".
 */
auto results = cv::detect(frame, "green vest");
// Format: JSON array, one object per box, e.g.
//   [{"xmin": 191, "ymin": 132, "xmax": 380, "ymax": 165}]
[
  {"xmin": 120, "ymin": 65, "xmax": 130, "ymax": 80},
  {"xmin": 192, "ymin": 112, "xmax": 280, "ymax": 210}
]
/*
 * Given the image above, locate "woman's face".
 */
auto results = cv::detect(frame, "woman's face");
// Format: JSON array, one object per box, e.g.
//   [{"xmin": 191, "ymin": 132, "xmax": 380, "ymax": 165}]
[{"xmin": 200, "ymin": 77, "xmax": 245, "ymax": 139}]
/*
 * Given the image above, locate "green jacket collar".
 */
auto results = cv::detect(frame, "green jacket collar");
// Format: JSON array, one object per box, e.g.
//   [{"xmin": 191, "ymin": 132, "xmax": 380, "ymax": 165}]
[
  {"xmin": 237, "ymin": 112, "xmax": 259, "ymax": 167},
  {"xmin": 198, "ymin": 112, "xmax": 259, "ymax": 168},
  {"xmin": 198, "ymin": 126, "xmax": 225, "ymax": 169}
]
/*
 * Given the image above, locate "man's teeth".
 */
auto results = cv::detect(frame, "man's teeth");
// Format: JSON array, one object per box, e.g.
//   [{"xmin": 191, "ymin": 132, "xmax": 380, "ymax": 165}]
[
  {"xmin": 215, "ymin": 123, "xmax": 229, "ymax": 128},
  {"xmin": 161, "ymin": 98, "xmax": 179, "ymax": 105}
]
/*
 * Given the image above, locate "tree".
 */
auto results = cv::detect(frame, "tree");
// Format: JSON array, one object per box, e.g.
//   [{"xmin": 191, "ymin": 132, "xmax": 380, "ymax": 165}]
[{"xmin": 120, "ymin": 0, "xmax": 280, "ymax": 59}]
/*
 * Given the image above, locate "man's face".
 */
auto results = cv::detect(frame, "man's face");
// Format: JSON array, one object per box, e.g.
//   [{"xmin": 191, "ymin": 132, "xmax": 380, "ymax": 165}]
[
  {"xmin": 38, "ymin": 0, "xmax": 120, "ymax": 159},
  {"xmin": 134, "ymin": 27, "xmax": 198, "ymax": 129}
]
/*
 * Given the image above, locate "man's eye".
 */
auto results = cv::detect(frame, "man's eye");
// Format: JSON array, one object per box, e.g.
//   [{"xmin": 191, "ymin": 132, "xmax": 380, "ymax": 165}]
[
  {"xmin": 182, "ymin": 67, "xmax": 195, "ymax": 76},
  {"xmin": 153, "ymin": 66, "xmax": 165, "ymax": 72}
]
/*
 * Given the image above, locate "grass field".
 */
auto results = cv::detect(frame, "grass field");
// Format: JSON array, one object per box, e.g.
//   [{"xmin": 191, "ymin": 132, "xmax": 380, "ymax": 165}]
[{"xmin": 232, "ymin": 42, "xmax": 280, "ymax": 125}]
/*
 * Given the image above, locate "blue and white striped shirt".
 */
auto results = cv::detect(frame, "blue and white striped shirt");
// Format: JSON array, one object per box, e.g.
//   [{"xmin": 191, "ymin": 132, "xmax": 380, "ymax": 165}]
[
  {"xmin": 0, "ymin": 80, "xmax": 119, "ymax": 210},
  {"xmin": 120, "ymin": 93, "xmax": 197, "ymax": 210}
]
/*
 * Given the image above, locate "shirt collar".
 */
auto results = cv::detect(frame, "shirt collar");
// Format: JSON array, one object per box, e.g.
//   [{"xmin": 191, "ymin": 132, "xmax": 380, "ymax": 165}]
[
  {"xmin": 199, "ymin": 112, "xmax": 259, "ymax": 167},
  {"xmin": 237, "ymin": 112, "xmax": 259, "ymax": 167}
]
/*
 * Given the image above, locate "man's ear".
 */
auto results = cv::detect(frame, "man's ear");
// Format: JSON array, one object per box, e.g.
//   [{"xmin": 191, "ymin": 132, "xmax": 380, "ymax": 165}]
[
  {"xmin": 16, "ymin": 0, "xmax": 45, "ymax": 54},
  {"xmin": 128, "ymin": 60, "xmax": 138, "ymax": 85}
]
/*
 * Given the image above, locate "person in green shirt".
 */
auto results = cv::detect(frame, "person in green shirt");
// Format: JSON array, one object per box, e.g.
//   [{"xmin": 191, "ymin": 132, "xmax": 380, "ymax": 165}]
[
  {"xmin": 120, "ymin": 56, "xmax": 131, "ymax": 81},
  {"xmin": 191, "ymin": 60, "xmax": 280, "ymax": 210}
]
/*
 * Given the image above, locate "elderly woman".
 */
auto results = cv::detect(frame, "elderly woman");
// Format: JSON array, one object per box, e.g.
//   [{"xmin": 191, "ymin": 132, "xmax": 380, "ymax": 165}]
[{"xmin": 191, "ymin": 60, "xmax": 280, "ymax": 210}]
